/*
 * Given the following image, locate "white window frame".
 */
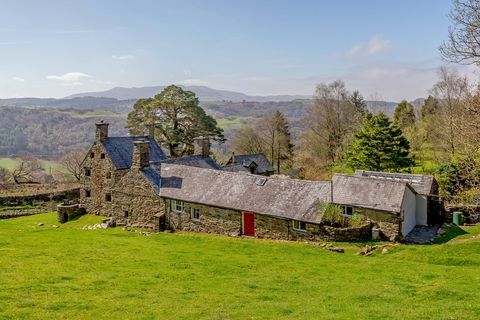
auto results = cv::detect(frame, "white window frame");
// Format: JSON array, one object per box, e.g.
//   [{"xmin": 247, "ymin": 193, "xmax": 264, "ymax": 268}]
[
  {"xmin": 292, "ymin": 220, "xmax": 306, "ymax": 232},
  {"xmin": 343, "ymin": 206, "xmax": 353, "ymax": 217},
  {"xmin": 171, "ymin": 199, "xmax": 185, "ymax": 213},
  {"xmin": 190, "ymin": 208, "xmax": 200, "ymax": 221}
]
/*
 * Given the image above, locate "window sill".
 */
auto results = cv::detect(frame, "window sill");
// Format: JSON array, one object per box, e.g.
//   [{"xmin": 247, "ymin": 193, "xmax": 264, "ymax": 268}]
[
  {"xmin": 190, "ymin": 219, "xmax": 200, "ymax": 223},
  {"xmin": 292, "ymin": 228, "xmax": 307, "ymax": 233}
]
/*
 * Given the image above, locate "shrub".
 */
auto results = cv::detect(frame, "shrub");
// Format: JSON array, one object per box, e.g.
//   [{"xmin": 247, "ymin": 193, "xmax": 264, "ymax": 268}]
[
  {"xmin": 349, "ymin": 214, "xmax": 365, "ymax": 227},
  {"xmin": 318, "ymin": 202, "xmax": 346, "ymax": 227}
]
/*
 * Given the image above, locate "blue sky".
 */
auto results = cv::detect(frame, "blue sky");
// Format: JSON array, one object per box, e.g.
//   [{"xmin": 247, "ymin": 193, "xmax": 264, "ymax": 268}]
[{"xmin": 0, "ymin": 0, "xmax": 473, "ymax": 100}]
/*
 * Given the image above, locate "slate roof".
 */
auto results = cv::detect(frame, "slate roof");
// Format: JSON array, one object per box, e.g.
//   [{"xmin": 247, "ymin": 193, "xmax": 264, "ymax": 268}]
[
  {"xmin": 161, "ymin": 155, "xmax": 221, "ymax": 170},
  {"xmin": 102, "ymin": 136, "xmax": 167, "ymax": 170},
  {"xmin": 223, "ymin": 153, "xmax": 274, "ymax": 174},
  {"xmin": 160, "ymin": 164, "xmax": 331, "ymax": 223},
  {"xmin": 355, "ymin": 170, "xmax": 436, "ymax": 195},
  {"xmin": 141, "ymin": 165, "xmax": 162, "ymax": 193},
  {"xmin": 332, "ymin": 174, "xmax": 411, "ymax": 213}
]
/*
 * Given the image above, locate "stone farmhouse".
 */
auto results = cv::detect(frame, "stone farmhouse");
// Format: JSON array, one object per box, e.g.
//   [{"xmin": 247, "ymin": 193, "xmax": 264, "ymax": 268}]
[
  {"xmin": 79, "ymin": 121, "xmax": 440, "ymax": 242},
  {"xmin": 222, "ymin": 153, "xmax": 274, "ymax": 175}
]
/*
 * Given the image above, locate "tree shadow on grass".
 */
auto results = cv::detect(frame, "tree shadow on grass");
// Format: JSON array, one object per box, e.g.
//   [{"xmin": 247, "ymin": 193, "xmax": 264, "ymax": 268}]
[{"xmin": 433, "ymin": 225, "xmax": 468, "ymax": 244}]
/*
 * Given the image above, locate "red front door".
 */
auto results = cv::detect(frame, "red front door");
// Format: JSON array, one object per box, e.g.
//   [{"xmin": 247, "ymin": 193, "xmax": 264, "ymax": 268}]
[{"xmin": 243, "ymin": 212, "xmax": 255, "ymax": 236}]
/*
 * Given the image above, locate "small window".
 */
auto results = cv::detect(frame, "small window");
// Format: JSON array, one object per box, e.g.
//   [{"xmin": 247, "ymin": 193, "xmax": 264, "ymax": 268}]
[
  {"xmin": 105, "ymin": 194, "xmax": 112, "ymax": 202},
  {"xmin": 191, "ymin": 208, "xmax": 200, "ymax": 221},
  {"xmin": 343, "ymin": 206, "xmax": 353, "ymax": 216},
  {"xmin": 292, "ymin": 220, "xmax": 306, "ymax": 231},
  {"xmin": 100, "ymin": 153, "xmax": 105, "ymax": 159},
  {"xmin": 106, "ymin": 172, "xmax": 111, "ymax": 179},
  {"xmin": 123, "ymin": 211, "xmax": 129, "ymax": 218},
  {"xmin": 171, "ymin": 200, "xmax": 185, "ymax": 213},
  {"xmin": 85, "ymin": 190, "xmax": 91, "ymax": 198},
  {"xmin": 84, "ymin": 168, "xmax": 91, "ymax": 177},
  {"xmin": 90, "ymin": 152, "xmax": 95, "ymax": 158}
]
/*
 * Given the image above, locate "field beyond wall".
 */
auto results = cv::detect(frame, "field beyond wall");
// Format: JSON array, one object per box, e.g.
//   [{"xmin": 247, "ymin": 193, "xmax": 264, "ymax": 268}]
[{"xmin": 1, "ymin": 213, "xmax": 480, "ymax": 319}]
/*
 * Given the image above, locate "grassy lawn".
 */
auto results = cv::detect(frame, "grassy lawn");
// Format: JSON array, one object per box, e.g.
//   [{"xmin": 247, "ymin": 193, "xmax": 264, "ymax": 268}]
[
  {"xmin": 0, "ymin": 157, "xmax": 65, "ymax": 173},
  {"xmin": 216, "ymin": 116, "xmax": 253, "ymax": 130},
  {"xmin": 1, "ymin": 213, "xmax": 480, "ymax": 319}
]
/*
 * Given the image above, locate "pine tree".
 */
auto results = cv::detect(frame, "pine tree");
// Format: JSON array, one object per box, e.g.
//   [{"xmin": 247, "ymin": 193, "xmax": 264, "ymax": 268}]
[
  {"xmin": 126, "ymin": 85, "xmax": 225, "ymax": 157},
  {"xmin": 345, "ymin": 113, "xmax": 415, "ymax": 172}
]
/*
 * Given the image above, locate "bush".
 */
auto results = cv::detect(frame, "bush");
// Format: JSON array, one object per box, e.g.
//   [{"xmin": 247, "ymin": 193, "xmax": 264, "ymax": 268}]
[
  {"xmin": 317, "ymin": 201, "xmax": 366, "ymax": 228},
  {"xmin": 318, "ymin": 202, "xmax": 346, "ymax": 227},
  {"xmin": 349, "ymin": 214, "xmax": 365, "ymax": 227}
]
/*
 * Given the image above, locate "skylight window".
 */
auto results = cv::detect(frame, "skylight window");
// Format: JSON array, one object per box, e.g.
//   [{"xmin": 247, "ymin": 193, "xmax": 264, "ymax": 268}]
[{"xmin": 256, "ymin": 178, "xmax": 267, "ymax": 186}]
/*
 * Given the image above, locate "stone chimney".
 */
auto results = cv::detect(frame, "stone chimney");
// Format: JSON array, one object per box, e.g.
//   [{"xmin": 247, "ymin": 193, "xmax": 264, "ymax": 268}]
[
  {"xmin": 95, "ymin": 120, "xmax": 109, "ymax": 143},
  {"xmin": 146, "ymin": 124, "xmax": 155, "ymax": 139},
  {"xmin": 193, "ymin": 136, "xmax": 210, "ymax": 158},
  {"xmin": 132, "ymin": 140, "xmax": 150, "ymax": 169}
]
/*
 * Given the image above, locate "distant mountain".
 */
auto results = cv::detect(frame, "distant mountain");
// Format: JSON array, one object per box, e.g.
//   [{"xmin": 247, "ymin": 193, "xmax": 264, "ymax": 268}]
[
  {"xmin": 65, "ymin": 85, "xmax": 312, "ymax": 102},
  {"xmin": 0, "ymin": 96, "xmax": 135, "ymax": 113}
]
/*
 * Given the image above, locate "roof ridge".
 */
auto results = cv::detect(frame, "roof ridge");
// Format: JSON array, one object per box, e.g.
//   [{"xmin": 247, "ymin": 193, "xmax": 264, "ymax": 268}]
[{"xmin": 334, "ymin": 173, "xmax": 409, "ymax": 186}]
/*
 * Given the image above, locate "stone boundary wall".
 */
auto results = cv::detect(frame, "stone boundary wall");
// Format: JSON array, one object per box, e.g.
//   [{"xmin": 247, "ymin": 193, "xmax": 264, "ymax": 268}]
[
  {"xmin": 323, "ymin": 223, "xmax": 374, "ymax": 241},
  {"xmin": 0, "ymin": 188, "xmax": 80, "ymax": 205}
]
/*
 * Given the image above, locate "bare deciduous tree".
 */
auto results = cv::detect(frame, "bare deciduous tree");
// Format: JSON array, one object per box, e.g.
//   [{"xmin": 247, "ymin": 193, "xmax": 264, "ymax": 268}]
[
  {"xmin": 296, "ymin": 80, "xmax": 363, "ymax": 179},
  {"xmin": 431, "ymin": 67, "xmax": 470, "ymax": 159},
  {"xmin": 11, "ymin": 156, "xmax": 43, "ymax": 184},
  {"xmin": 0, "ymin": 167, "xmax": 10, "ymax": 183},
  {"xmin": 60, "ymin": 150, "xmax": 86, "ymax": 181},
  {"xmin": 231, "ymin": 126, "xmax": 265, "ymax": 155},
  {"xmin": 440, "ymin": 0, "xmax": 480, "ymax": 65}
]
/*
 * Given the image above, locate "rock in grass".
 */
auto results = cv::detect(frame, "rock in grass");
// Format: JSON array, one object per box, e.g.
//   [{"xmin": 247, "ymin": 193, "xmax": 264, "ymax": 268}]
[
  {"xmin": 37, "ymin": 223, "xmax": 44, "ymax": 226},
  {"xmin": 328, "ymin": 247, "xmax": 344, "ymax": 253},
  {"xmin": 381, "ymin": 248, "xmax": 389, "ymax": 254}
]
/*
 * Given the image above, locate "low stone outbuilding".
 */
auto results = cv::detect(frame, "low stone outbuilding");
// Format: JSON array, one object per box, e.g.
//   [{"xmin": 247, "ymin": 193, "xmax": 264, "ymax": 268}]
[
  {"xmin": 332, "ymin": 174, "xmax": 419, "ymax": 240},
  {"xmin": 355, "ymin": 170, "xmax": 440, "ymax": 225}
]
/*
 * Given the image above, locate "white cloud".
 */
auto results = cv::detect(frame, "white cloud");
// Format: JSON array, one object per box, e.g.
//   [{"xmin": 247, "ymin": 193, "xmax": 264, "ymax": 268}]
[
  {"xmin": 46, "ymin": 72, "xmax": 91, "ymax": 86},
  {"xmin": 366, "ymin": 35, "xmax": 390, "ymax": 54},
  {"xmin": 12, "ymin": 77, "xmax": 25, "ymax": 82},
  {"xmin": 175, "ymin": 79, "xmax": 209, "ymax": 86},
  {"xmin": 112, "ymin": 54, "xmax": 134, "ymax": 60},
  {"xmin": 348, "ymin": 35, "xmax": 391, "ymax": 56}
]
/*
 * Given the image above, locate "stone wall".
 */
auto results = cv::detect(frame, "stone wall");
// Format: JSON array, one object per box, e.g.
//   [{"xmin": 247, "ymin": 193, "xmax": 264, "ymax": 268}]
[
  {"xmin": 323, "ymin": 223, "xmax": 373, "ymax": 241},
  {"xmin": 165, "ymin": 198, "xmax": 327, "ymax": 241},
  {"xmin": 353, "ymin": 207, "xmax": 400, "ymax": 241},
  {"xmin": 111, "ymin": 169, "xmax": 165, "ymax": 229},
  {"xmin": 57, "ymin": 203, "xmax": 86, "ymax": 223},
  {"xmin": 166, "ymin": 200, "xmax": 242, "ymax": 235},
  {"xmin": 79, "ymin": 142, "xmax": 119, "ymax": 216}
]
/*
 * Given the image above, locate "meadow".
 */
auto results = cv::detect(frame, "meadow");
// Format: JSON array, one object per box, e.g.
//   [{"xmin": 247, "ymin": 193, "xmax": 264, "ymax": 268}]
[{"xmin": 1, "ymin": 212, "xmax": 480, "ymax": 319}]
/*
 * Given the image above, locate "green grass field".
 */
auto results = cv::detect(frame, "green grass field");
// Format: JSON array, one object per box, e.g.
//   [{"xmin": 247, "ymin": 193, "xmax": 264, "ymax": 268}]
[
  {"xmin": 1, "ymin": 213, "xmax": 480, "ymax": 319},
  {"xmin": 0, "ymin": 157, "xmax": 65, "ymax": 173}
]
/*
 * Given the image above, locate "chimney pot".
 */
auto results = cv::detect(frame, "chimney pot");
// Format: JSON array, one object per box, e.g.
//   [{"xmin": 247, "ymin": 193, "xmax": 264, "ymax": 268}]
[
  {"xmin": 193, "ymin": 136, "xmax": 210, "ymax": 158},
  {"xmin": 95, "ymin": 121, "xmax": 109, "ymax": 143},
  {"xmin": 146, "ymin": 124, "xmax": 155, "ymax": 139}
]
